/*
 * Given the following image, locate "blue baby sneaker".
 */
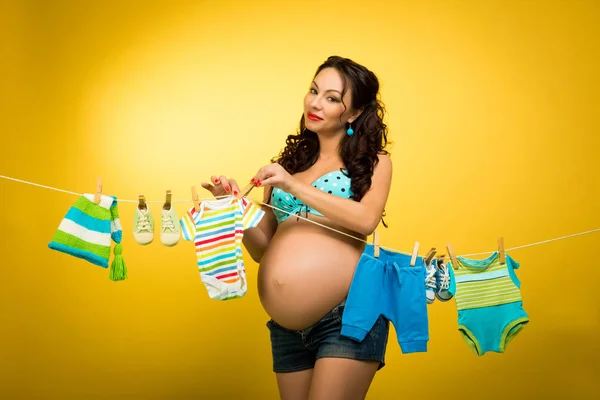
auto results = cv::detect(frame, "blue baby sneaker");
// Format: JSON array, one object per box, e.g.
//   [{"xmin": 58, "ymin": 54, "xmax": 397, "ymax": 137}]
[
  {"xmin": 436, "ymin": 258, "xmax": 453, "ymax": 302},
  {"xmin": 425, "ymin": 260, "xmax": 437, "ymax": 304}
]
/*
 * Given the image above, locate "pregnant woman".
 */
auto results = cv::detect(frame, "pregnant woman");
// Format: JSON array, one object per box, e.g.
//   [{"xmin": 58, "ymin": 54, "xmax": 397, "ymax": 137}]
[{"xmin": 201, "ymin": 55, "xmax": 392, "ymax": 400}]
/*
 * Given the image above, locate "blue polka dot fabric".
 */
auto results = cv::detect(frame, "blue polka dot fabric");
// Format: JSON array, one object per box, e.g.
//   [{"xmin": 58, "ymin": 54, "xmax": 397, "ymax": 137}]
[
  {"xmin": 271, "ymin": 169, "xmax": 353, "ymax": 223},
  {"xmin": 311, "ymin": 170, "xmax": 353, "ymax": 197}
]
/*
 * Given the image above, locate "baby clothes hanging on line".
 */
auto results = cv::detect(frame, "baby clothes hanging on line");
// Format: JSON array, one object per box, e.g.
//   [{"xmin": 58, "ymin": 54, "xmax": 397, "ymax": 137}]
[
  {"xmin": 341, "ymin": 244, "xmax": 429, "ymax": 354},
  {"xmin": 180, "ymin": 196, "xmax": 264, "ymax": 300},
  {"xmin": 48, "ymin": 193, "xmax": 127, "ymax": 281},
  {"xmin": 448, "ymin": 252, "xmax": 529, "ymax": 355}
]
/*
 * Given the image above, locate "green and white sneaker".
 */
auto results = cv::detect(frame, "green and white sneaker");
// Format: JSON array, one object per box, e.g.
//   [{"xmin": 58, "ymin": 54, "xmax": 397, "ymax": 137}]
[
  {"xmin": 133, "ymin": 206, "xmax": 154, "ymax": 245},
  {"xmin": 160, "ymin": 206, "xmax": 180, "ymax": 247}
]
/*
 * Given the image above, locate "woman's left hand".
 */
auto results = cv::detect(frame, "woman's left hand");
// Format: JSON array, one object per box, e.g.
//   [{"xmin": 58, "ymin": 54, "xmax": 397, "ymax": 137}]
[{"xmin": 252, "ymin": 163, "xmax": 297, "ymax": 193}]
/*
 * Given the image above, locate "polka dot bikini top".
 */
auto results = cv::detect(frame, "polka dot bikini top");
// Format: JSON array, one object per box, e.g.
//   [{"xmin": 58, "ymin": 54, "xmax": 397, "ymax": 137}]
[{"xmin": 270, "ymin": 169, "xmax": 353, "ymax": 223}]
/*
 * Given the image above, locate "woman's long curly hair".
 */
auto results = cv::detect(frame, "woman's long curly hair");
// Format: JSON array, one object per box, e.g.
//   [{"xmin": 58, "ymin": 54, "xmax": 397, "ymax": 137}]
[{"xmin": 271, "ymin": 56, "xmax": 391, "ymax": 226}]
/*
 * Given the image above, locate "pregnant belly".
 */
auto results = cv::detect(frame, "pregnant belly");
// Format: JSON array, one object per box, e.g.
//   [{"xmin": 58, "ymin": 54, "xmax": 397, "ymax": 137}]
[{"xmin": 257, "ymin": 219, "xmax": 365, "ymax": 330}]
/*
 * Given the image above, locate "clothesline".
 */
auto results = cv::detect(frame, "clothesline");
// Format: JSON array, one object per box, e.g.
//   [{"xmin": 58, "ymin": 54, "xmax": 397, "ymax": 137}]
[
  {"xmin": 1, "ymin": 174, "xmax": 598, "ymax": 257},
  {"xmin": 255, "ymin": 201, "xmax": 599, "ymax": 257}
]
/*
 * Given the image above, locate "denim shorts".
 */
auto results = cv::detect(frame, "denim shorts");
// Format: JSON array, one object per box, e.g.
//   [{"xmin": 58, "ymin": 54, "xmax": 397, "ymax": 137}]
[{"xmin": 266, "ymin": 302, "xmax": 390, "ymax": 373}]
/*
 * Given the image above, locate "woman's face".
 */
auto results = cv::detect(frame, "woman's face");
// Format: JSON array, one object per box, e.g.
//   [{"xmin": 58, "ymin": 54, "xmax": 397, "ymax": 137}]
[{"xmin": 303, "ymin": 67, "xmax": 358, "ymax": 135}]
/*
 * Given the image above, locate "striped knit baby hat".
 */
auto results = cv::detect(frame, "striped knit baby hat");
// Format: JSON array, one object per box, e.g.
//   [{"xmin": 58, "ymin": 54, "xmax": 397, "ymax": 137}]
[{"xmin": 48, "ymin": 194, "xmax": 127, "ymax": 281}]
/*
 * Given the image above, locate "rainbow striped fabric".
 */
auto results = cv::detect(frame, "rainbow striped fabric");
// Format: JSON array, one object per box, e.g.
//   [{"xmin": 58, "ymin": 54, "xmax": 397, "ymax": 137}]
[{"xmin": 180, "ymin": 196, "xmax": 264, "ymax": 300}]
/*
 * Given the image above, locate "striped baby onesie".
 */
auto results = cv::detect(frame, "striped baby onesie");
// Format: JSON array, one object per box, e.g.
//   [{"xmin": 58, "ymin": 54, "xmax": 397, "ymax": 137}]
[
  {"xmin": 447, "ymin": 252, "xmax": 529, "ymax": 355},
  {"xmin": 450, "ymin": 252, "xmax": 523, "ymax": 310},
  {"xmin": 180, "ymin": 196, "xmax": 264, "ymax": 300}
]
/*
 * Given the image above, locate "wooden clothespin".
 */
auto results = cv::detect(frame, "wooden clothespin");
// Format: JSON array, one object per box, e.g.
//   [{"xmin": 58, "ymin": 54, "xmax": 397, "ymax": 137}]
[
  {"xmin": 373, "ymin": 231, "xmax": 380, "ymax": 258},
  {"xmin": 138, "ymin": 194, "xmax": 147, "ymax": 210},
  {"xmin": 94, "ymin": 177, "xmax": 102, "ymax": 204},
  {"xmin": 437, "ymin": 254, "xmax": 446, "ymax": 268},
  {"xmin": 164, "ymin": 190, "xmax": 172, "ymax": 210},
  {"xmin": 237, "ymin": 182, "xmax": 255, "ymax": 199},
  {"xmin": 410, "ymin": 241, "xmax": 420, "ymax": 266},
  {"xmin": 191, "ymin": 186, "xmax": 200, "ymax": 212},
  {"xmin": 498, "ymin": 237, "xmax": 506, "ymax": 264},
  {"xmin": 446, "ymin": 244, "xmax": 458, "ymax": 270},
  {"xmin": 424, "ymin": 247, "xmax": 436, "ymax": 266}
]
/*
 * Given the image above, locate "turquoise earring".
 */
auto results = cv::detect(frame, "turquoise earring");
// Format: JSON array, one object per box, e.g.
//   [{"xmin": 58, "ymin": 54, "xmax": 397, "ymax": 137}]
[{"xmin": 346, "ymin": 122, "xmax": 354, "ymax": 136}]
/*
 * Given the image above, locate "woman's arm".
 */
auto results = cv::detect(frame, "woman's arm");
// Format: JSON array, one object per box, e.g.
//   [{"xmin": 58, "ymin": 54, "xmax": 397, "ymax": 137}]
[{"xmin": 287, "ymin": 154, "xmax": 392, "ymax": 236}]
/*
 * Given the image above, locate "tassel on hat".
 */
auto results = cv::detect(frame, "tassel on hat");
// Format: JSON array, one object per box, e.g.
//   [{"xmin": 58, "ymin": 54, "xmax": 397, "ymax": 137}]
[
  {"xmin": 109, "ymin": 243, "xmax": 127, "ymax": 281},
  {"xmin": 108, "ymin": 197, "xmax": 127, "ymax": 281}
]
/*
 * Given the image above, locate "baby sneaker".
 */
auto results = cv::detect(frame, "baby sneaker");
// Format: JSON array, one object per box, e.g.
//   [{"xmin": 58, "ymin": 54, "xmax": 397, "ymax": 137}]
[
  {"xmin": 133, "ymin": 205, "xmax": 154, "ymax": 245},
  {"xmin": 160, "ymin": 204, "xmax": 180, "ymax": 247},
  {"xmin": 425, "ymin": 260, "xmax": 437, "ymax": 304},
  {"xmin": 436, "ymin": 259, "xmax": 453, "ymax": 302}
]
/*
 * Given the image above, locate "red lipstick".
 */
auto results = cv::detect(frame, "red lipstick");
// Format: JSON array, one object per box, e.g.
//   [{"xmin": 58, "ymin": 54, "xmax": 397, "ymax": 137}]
[{"xmin": 307, "ymin": 112, "xmax": 323, "ymax": 121}]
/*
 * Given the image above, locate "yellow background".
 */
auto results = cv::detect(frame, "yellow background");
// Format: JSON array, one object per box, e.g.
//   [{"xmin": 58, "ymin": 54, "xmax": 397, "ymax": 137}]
[{"xmin": 1, "ymin": 0, "xmax": 599, "ymax": 398}]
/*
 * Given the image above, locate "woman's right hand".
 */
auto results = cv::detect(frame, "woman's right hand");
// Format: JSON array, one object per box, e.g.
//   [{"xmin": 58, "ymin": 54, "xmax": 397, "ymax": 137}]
[{"xmin": 201, "ymin": 175, "xmax": 241, "ymax": 198}]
